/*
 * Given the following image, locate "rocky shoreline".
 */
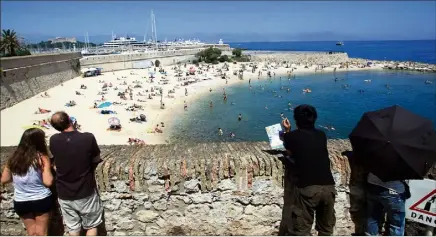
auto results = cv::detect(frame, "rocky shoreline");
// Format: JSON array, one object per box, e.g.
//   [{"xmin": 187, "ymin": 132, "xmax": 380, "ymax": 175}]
[{"xmin": 247, "ymin": 51, "xmax": 436, "ymax": 73}]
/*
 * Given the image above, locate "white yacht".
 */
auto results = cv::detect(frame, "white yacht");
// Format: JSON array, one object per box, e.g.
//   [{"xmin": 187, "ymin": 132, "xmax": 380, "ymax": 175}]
[{"xmin": 103, "ymin": 35, "xmax": 152, "ymax": 48}]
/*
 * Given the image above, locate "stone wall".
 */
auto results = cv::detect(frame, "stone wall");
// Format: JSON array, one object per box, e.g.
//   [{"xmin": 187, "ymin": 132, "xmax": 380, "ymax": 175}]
[
  {"xmin": 82, "ymin": 54, "xmax": 198, "ymax": 72},
  {"xmin": 0, "ymin": 139, "xmax": 372, "ymax": 236},
  {"xmin": 0, "ymin": 53, "xmax": 81, "ymax": 110},
  {"xmin": 2, "ymin": 140, "xmax": 434, "ymax": 235},
  {"xmin": 80, "ymin": 47, "xmax": 232, "ymax": 72}
]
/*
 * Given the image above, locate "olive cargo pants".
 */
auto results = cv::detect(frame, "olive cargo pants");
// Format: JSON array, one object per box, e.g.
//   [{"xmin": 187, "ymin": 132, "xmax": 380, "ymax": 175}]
[{"xmin": 289, "ymin": 185, "xmax": 337, "ymax": 236}]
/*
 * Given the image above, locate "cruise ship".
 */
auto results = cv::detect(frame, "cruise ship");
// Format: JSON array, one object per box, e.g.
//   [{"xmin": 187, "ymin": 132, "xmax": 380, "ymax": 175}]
[
  {"xmin": 81, "ymin": 11, "xmax": 229, "ymax": 56},
  {"xmin": 103, "ymin": 35, "xmax": 152, "ymax": 48},
  {"xmin": 102, "ymin": 35, "xmax": 208, "ymax": 48}
]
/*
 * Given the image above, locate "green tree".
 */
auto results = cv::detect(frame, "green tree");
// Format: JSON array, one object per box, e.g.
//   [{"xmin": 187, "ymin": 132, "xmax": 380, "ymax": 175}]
[
  {"xmin": 219, "ymin": 55, "xmax": 229, "ymax": 62},
  {"xmin": 196, "ymin": 47, "xmax": 222, "ymax": 63},
  {"xmin": 232, "ymin": 48, "xmax": 242, "ymax": 57},
  {"xmin": 16, "ymin": 48, "xmax": 31, "ymax": 56},
  {"xmin": 1, "ymin": 29, "xmax": 20, "ymax": 56}
]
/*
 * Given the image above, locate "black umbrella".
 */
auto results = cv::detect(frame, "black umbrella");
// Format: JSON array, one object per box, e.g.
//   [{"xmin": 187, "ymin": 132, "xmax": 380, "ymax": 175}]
[{"xmin": 349, "ymin": 105, "xmax": 436, "ymax": 181}]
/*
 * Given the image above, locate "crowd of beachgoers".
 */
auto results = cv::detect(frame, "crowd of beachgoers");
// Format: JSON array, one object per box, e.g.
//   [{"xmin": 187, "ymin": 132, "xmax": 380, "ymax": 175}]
[{"xmin": 1, "ymin": 53, "xmax": 435, "ymax": 147}]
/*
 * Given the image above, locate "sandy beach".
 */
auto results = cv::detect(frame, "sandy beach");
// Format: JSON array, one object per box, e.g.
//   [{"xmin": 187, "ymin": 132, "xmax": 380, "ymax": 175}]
[{"xmin": 0, "ymin": 60, "xmax": 385, "ymax": 146}]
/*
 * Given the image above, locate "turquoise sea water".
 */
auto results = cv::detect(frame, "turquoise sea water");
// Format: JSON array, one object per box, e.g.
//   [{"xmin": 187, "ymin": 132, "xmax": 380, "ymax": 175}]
[{"xmin": 169, "ymin": 71, "xmax": 436, "ymax": 143}]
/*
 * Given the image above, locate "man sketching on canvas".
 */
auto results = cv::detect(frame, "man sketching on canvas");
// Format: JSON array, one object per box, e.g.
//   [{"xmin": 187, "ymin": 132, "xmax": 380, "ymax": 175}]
[{"xmin": 279, "ymin": 104, "xmax": 336, "ymax": 236}]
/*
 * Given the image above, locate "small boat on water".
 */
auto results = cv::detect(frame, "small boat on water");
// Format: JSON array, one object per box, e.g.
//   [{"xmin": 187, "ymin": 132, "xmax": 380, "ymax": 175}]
[
  {"xmin": 425, "ymin": 80, "xmax": 433, "ymax": 84},
  {"xmin": 364, "ymin": 79, "xmax": 372, "ymax": 83},
  {"xmin": 336, "ymin": 41, "xmax": 344, "ymax": 46},
  {"xmin": 303, "ymin": 88, "xmax": 312, "ymax": 93}
]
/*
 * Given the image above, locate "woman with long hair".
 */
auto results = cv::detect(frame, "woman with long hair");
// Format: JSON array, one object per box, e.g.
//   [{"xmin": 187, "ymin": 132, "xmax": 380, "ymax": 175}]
[{"xmin": 1, "ymin": 128, "xmax": 54, "ymax": 236}]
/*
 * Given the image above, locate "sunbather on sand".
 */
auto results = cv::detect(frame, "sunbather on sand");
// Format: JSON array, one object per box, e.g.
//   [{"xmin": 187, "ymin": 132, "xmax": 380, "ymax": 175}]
[
  {"xmin": 65, "ymin": 100, "xmax": 76, "ymax": 107},
  {"xmin": 130, "ymin": 114, "xmax": 147, "ymax": 123},
  {"xmin": 33, "ymin": 119, "xmax": 51, "ymax": 129},
  {"xmin": 107, "ymin": 124, "xmax": 122, "ymax": 132},
  {"xmin": 70, "ymin": 117, "xmax": 81, "ymax": 130},
  {"xmin": 40, "ymin": 92, "xmax": 50, "ymax": 98},
  {"xmin": 35, "ymin": 108, "xmax": 51, "ymax": 114},
  {"xmin": 99, "ymin": 110, "xmax": 116, "ymax": 115},
  {"xmin": 155, "ymin": 124, "xmax": 163, "ymax": 133},
  {"xmin": 80, "ymin": 84, "xmax": 87, "ymax": 89}
]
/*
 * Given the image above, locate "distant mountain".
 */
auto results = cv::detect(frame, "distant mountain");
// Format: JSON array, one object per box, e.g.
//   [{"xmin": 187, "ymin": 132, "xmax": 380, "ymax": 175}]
[{"xmin": 17, "ymin": 32, "xmax": 436, "ymax": 45}]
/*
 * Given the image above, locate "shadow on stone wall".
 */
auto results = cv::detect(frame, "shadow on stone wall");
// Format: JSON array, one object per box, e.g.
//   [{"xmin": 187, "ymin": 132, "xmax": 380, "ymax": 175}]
[
  {"xmin": 342, "ymin": 151, "xmax": 368, "ymax": 235},
  {"xmin": 46, "ymin": 169, "xmax": 108, "ymax": 236}
]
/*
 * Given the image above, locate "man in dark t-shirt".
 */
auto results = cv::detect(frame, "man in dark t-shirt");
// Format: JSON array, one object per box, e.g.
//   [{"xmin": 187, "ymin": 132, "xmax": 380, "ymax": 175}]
[
  {"xmin": 49, "ymin": 111, "xmax": 103, "ymax": 236},
  {"xmin": 281, "ymin": 104, "xmax": 336, "ymax": 236}
]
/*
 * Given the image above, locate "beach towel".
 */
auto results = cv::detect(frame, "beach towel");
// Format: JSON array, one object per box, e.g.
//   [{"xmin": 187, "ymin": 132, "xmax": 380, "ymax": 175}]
[
  {"xmin": 98, "ymin": 101, "xmax": 113, "ymax": 108},
  {"xmin": 70, "ymin": 116, "xmax": 77, "ymax": 124},
  {"xmin": 22, "ymin": 125, "xmax": 45, "ymax": 130}
]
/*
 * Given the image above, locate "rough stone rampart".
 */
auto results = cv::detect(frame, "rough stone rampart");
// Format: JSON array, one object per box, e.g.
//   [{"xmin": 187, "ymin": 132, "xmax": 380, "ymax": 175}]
[
  {"xmin": 0, "ymin": 53, "xmax": 81, "ymax": 110},
  {"xmin": 0, "ymin": 139, "xmax": 371, "ymax": 236}
]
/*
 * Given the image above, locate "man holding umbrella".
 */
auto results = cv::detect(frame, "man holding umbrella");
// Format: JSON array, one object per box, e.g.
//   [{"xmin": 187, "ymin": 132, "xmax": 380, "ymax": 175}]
[{"xmin": 350, "ymin": 105, "xmax": 436, "ymax": 236}]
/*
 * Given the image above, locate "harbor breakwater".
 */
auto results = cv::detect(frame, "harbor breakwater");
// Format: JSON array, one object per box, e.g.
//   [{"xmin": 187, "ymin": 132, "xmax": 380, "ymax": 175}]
[
  {"xmin": 249, "ymin": 51, "xmax": 350, "ymax": 65},
  {"xmin": 248, "ymin": 51, "xmax": 436, "ymax": 72},
  {"xmin": 1, "ymin": 140, "xmax": 434, "ymax": 235},
  {"xmin": 80, "ymin": 45, "xmax": 232, "ymax": 72},
  {"xmin": 0, "ymin": 52, "xmax": 81, "ymax": 110}
]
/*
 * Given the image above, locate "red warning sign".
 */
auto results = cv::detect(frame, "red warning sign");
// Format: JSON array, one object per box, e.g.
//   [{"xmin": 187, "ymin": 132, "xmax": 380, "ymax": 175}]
[
  {"xmin": 406, "ymin": 180, "xmax": 436, "ymax": 227},
  {"xmin": 409, "ymin": 189, "xmax": 436, "ymax": 217}
]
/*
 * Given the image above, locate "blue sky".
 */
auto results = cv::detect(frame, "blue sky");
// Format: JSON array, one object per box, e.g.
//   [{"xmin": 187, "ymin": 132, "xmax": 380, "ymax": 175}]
[{"xmin": 1, "ymin": 1, "xmax": 435, "ymax": 43}]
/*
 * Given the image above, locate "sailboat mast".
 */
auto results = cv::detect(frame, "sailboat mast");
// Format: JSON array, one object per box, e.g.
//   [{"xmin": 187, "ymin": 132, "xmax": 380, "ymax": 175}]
[
  {"xmin": 150, "ymin": 10, "xmax": 158, "ymax": 46},
  {"xmin": 153, "ymin": 11, "xmax": 157, "ymax": 44},
  {"xmin": 151, "ymin": 10, "xmax": 155, "ymax": 44}
]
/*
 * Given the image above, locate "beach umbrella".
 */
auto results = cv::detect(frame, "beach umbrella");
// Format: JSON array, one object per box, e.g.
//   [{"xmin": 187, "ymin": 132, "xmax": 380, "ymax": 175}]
[
  {"xmin": 108, "ymin": 117, "xmax": 120, "ymax": 126},
  {"xmin": 98, "ymin": 101, "xmax": 113, "ymax": 108},
  {"xmin": 349, "ymin": 105, "xmax": 436, "ymax": 181}
]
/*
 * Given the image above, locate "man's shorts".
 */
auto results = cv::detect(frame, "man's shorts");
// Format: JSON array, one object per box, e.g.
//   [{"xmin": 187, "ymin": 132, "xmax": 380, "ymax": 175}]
[{"xmin": 58, "ymin": 191, "xmax": 103, "ymax": 233}]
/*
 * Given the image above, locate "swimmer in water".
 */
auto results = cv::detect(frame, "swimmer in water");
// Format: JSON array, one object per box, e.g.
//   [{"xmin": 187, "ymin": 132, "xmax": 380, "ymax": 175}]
[
  {"xmin": 209, "ymin": 100, "xmax": 213, "ymax": 108},
  {"xmin": 327, "ymin": 125, "xmax": 336, "ymax": 131},
  {"xmin": 238, "ymin": 114, "xmax": 242, "ymax": 121},
  {"xmin": 265, "ymin": 105, "xmax": 268, "ymax": 109},
  {"xmin": 184, "ymin": 101, "xmax": 188, "ymax": 110},
  {"xmin": 319, "ymin": 125, "xmax": 336, "ymax": 131},
  {"xmin": 280, "ymin": 113, "xmax": 285, "ymax": 119},
  {"xmin": 218, "ymin": 128, "xmax": 223, "ymax": 136},
  {"xmin": 209, "ymin": 88, "xmax": 212, "ymax": 92},
  {"xmin": 230, "ymin": 132, "xmax": 235, "ymax": 138}
]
